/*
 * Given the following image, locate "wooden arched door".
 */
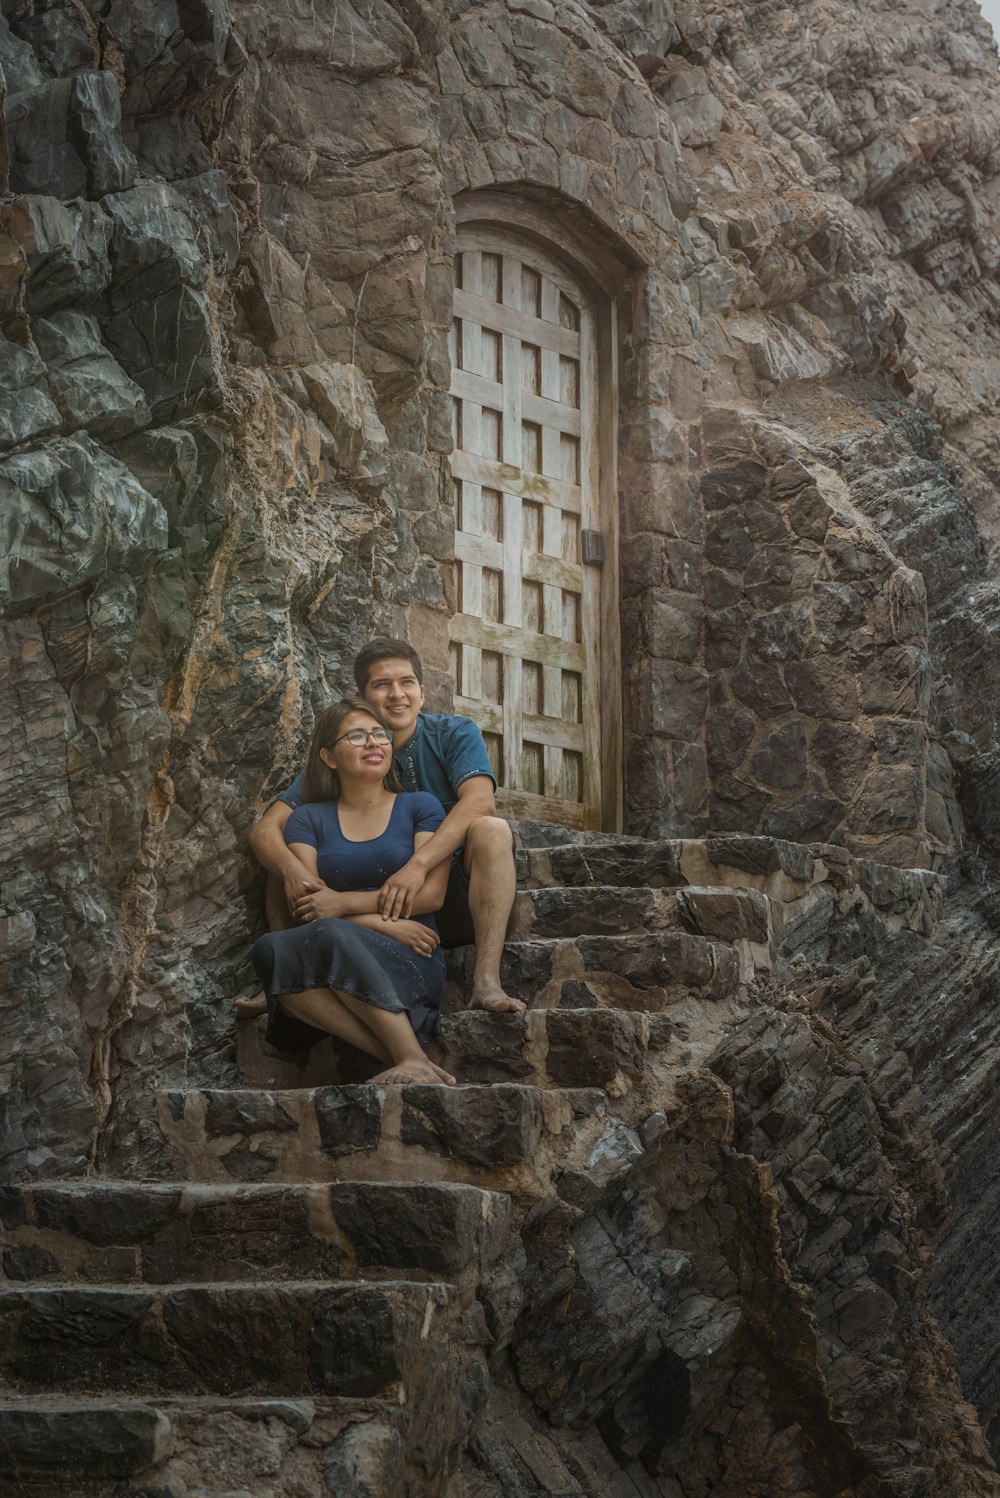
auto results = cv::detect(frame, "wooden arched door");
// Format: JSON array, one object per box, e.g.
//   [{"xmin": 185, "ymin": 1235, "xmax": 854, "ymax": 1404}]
[{"xmin": 448, "ymin": 221, "xmax": 617, "ymax": 830}]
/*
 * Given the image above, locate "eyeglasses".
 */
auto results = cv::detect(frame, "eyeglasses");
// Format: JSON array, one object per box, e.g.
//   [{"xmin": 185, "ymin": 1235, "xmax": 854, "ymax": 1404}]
[{"xmin": 333, "ymin": 727, "xmax": 392, "ymax": 747}]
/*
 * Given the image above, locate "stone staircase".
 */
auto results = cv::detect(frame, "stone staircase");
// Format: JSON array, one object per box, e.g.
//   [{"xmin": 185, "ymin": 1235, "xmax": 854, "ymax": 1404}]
[{"xmin": 0, "ymin": 825, "xmax": 943, "ymax": 1496}]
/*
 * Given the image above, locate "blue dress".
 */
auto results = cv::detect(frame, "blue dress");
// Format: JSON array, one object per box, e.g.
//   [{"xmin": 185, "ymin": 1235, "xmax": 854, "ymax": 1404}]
[{"xmin": 252, "ymin": 792, "xmax": 446, "ymax": 1053}]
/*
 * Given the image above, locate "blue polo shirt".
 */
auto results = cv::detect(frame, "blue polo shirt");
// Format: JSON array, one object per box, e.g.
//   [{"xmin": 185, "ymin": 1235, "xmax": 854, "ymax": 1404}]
[{"xmin": 277, "ymin": 712, "xmax": 496, "ymax": 813}]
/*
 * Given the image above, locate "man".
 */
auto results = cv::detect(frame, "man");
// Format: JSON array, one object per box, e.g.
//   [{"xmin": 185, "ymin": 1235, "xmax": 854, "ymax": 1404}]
[{"xmin": 243, "ymin": 636, "xmax": 524, "ymax": 1015}]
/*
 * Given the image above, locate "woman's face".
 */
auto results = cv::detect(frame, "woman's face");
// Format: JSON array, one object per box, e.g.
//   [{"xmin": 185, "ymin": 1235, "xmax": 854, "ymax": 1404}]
[{"xmin": 321, "ymin": 710, "xmax": 391, "ymax": 782}]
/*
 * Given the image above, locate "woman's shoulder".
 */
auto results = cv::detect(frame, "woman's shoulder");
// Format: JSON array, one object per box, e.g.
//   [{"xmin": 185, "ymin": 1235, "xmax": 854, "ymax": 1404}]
[
  {"xmin": 401, "ymin": 790, "xmax": 446, "ymax": 819},
  {"xmin": 286, "ymin": 800, "xmax": 338, "ymax": 832}
]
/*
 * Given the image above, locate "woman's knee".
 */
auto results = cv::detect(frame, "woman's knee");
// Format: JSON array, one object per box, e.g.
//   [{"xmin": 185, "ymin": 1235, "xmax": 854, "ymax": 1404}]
[{"xmin": 251, "ymin": 932, "xmax": 277, "ymax": 969}]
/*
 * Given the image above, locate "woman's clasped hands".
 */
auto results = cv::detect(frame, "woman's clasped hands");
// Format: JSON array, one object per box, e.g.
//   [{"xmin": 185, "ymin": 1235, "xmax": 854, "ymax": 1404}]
[{"xmin": 291, "ymin": 886, "xmax": 440, "ymax": 959}]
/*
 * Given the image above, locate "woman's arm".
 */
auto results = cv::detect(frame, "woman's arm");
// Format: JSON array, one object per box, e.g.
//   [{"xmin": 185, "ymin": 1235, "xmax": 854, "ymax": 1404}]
[
  {"xmin": 343, "ymin": 912, "xmax": 440, "ymax": 957},
  {"xmin": 289, "ymin": 831, "xmax": 449, "ymax": 923}
]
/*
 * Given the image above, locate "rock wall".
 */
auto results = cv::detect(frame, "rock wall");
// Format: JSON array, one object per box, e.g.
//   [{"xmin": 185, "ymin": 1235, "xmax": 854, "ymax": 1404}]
[
  {"xmin": 4, "ymin": 0, "xmax": 992, "ymax": 1177},
  {"xmin": 5, "ymin": 0, "xmax": 1000, "ymax": 1487}
]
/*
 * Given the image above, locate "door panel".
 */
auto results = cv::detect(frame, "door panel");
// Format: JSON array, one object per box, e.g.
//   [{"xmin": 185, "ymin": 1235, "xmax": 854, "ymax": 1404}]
[{"xmin": 449, "ymin": 234, "xmax": 603, "ymax": 829}]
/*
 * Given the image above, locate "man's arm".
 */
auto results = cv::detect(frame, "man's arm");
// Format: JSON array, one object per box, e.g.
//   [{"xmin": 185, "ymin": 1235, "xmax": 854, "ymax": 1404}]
[
  {"xmin": 378, "ymin": 777, "xmax": 496, "ymax": 919},
  {"xmin": 248, "ymin": 801, "xmax": 324, "ymax": 907}
]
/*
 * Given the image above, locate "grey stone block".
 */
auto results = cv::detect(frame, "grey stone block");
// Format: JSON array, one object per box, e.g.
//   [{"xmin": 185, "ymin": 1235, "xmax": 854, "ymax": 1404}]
[
  {"xmin": 0, "ymin": 1402, "xmax": 169, "ymax": 1482},
  {"xmin": 307, "ymin": 1285, "xmax": 422, "ymax": 1397},
  {"xmin": 545, "ymin": 1010, "xmax": 646, "ymax": 1088},
  {"xmin": 401, "ymin": 1085, "xmax": 545, "ymax": 1166},
  {"xmin": 32, "ymin": 1185, "xmax": 181, "ymax": 1246},
  {"xmin": 328, "ymin": 1182, "xmax": 511, "ymax": 1275},
  {"xmin": 34, "ymin": 310, "xmax": 150, "ymax": 440},
  {"xmin": 0, "ymin": 435, "xmax": 166, "ymax": 610},
  {"xmin": 764, "ymin": 795, "xmax": 844, "ymax": 843},
  {"xmin": 0, "ymin": 196, "xmax": 111, "ymax": 318},
  {"xmin": 5, "ymin": 72, "xmax": 135, "ymax": 199},
  {"xmin": 751, "ymin": 722, "xmax": 808, "ymax": 789},
  {"xmin": 523, "ymin": 885, "xmax": 657, "ymax": 938},
  {"xmin": 324, "ymin": 1418, "xmax": 405, "ymax": 1498},
  {"xmin": 436, "ymin": 1012, "xmax": 532, "ymax": 1083},
  {"xmin": 315, "ymin": 1087, "xmax": 383, "ymax": 1158},
  {"xmin": 0, "ymin": 1281, "xmax": 436, "ymax": 1397},
  {"xmin": 677, "ymin": 886, "xmax": 770, "ymax": 943},
  {"xmin": 0, "ymin": 339, "xmax": 61, "ymax": 447}
]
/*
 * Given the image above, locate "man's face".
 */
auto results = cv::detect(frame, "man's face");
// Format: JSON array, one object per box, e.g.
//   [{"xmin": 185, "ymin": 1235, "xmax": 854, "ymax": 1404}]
[{"xmin": 363, "ymin": 657, "xmax": 425, "ymax": 742}]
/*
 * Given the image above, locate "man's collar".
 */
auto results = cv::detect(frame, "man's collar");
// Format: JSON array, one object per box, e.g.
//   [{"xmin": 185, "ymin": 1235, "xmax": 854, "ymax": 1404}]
[{"xmin": 393, "ymin": 713, "xmax": 424, "ymax": 756}]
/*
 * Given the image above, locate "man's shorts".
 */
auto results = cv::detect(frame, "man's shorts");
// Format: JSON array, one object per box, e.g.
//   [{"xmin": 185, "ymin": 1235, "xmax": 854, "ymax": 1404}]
[{"xmin": 435, "ymin": 857, "xmax": 475, "ymax": 949}]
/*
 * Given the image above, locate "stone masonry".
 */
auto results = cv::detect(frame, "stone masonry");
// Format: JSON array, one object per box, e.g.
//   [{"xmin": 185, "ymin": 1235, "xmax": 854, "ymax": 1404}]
[{"xmin": 4, "ymin": 825, "xmax": 999, "ymax": 1496}]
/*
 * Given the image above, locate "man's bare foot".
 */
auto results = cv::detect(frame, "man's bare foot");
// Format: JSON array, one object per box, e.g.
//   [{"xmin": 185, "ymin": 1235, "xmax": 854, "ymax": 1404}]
[
  {"xmin": 470, "ymin": 983, "xmax": 526, "ymax": 1013},
  {"xmin": 234, "ymin": 993, "xmax": 268, "ymax": 1018},
  {"xmin": 370, "ymin": 1059, "xmax": 456, "ymax": 1086}
]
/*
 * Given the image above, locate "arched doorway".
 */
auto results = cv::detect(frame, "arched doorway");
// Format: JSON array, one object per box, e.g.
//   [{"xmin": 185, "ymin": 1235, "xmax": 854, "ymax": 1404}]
[{"xmin": 448, "ymin": 197, "xmax": 621, "ymax": 831}]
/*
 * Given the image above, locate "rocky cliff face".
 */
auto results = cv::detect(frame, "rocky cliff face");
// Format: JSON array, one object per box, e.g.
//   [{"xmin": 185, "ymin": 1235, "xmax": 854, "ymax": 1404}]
[{"xmin": 4, "ymin": 0, "xmax": 1000, "ymax": 1492}]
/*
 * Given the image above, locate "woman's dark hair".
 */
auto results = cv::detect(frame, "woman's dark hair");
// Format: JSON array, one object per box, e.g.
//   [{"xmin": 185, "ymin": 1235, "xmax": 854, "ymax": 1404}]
[
  {"xmin": 353, "ymin": 636, "xmax": 423, "ymax": 691},
  {"xmin": 302, "ymin": 697, "xmax": 401, "ymax": 803}
]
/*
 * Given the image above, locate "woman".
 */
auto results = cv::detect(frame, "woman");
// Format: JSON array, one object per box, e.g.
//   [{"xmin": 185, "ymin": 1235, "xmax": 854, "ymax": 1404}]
[{"xmin": 252, "ymin": 697, "xmax": 455, "ymax": 1086}]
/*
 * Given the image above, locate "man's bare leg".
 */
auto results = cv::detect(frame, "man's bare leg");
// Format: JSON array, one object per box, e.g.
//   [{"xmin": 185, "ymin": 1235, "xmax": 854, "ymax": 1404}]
[
  {"xmin": 264, "ymin": 871, "xmax": 295, "ymax": 933},
  {"xmin": 465, "ymin": 816, "xmax": 525, "ymax": 1013},
  {"xmin": 279, "ymin": 987, "xmax": 455, "ymax": 1085},
  {"xmin": 236, "ymin": 872, "xmax": 290, "ymax": 1017}
]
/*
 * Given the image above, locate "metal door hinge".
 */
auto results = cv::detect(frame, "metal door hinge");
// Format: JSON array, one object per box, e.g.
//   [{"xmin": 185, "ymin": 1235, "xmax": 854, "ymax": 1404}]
[{"xmin": 581, "ymin": 529, "xmax": 605, "ymax": 566}]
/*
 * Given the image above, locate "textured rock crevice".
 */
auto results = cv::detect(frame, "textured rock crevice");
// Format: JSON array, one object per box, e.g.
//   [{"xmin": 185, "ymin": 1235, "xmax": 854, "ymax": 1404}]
[
  {"xmin": 461, "ymin": 977, "xmax": 996, "ymax": 1498},
  {"xmin": 811, "ymin": 854, "xmax": 1000, "ymax": 1467}
]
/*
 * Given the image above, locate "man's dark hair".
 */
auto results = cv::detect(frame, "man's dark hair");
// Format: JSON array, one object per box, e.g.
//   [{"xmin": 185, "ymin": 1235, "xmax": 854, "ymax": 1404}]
[{"xmin": 353, "ymin": 636, "xmax": 424, "ymax": 691}]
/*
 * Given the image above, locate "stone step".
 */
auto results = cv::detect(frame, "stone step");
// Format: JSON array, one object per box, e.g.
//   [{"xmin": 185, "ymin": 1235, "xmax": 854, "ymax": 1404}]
[
  {"xmin": 0, "ymin": 1279, "xmax": 450, "ymax": 1399},
  {"xmin": 151, "ymin": 1083, "xmax": 612, "ymax": 1192},
  {"xmin": 432, "ymin": 1007, "xmax": 679, "ymax": 1092},
  {"xmin": 0, "ymin": 1395, "xmax": 172, "ymax": 1492},
  {"xmin": 0, "ymin": 1181, "xmax": 511, "ymax": 1287},
  {"xmin": 515, "ymin": 825, "xmax": 944, "ymax": 939},
  {"xmin": 514, "ymin": 820, "xmax": 656, "ymax": 849},
  {"xmin": 512, "ymin": 883, "xmax": 773, "ymax": 950},
  {"xmin": 0, "ymin": 1394, "xmax": 377, "ymax": 1495},
  {"xmin": 516, "ymin": 838, "xmax": 686, "ymax": 891},
  {"xmin": 511, "ymin": 884, "xmax": 683, "ymax": 939},
  {"xmin": 445, "ymin": 930, "xmax": 742, "ymax": 1011},
  {"xmin": 514, "ymin": 822, "xmax": 816, "ymax": 878}
]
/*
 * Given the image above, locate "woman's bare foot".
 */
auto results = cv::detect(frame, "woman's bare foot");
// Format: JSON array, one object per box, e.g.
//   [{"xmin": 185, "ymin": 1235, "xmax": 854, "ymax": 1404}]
[
  {"xmin": 470, "ymin": 982, "xmax": 526, "ymax": 1013},
  {"xmin": 370, "ymin": 1058, "xmax": 456, "ymax": 1086},
  {"xmin": 235, "ymin": 993, "xmax": 268, "ymax": 1018}
]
